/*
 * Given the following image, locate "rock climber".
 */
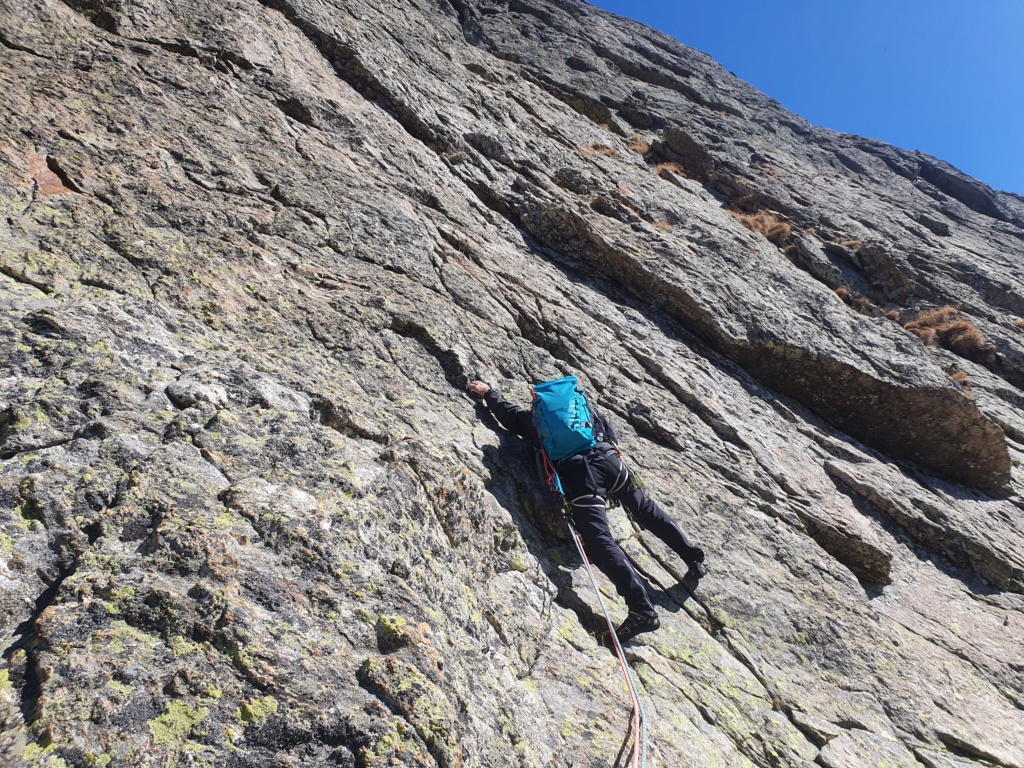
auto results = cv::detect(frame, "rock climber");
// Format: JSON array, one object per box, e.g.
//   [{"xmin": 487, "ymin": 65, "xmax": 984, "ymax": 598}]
[{"xmin": 467, "ymin": 378, "xmax": 708, "ymax": 642}]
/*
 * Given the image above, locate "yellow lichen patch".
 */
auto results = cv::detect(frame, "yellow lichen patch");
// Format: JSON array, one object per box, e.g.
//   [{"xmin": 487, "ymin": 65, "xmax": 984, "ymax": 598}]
[
  {"xmin": 235, "ymin": 695, "xmax": 278, "ymax": 725},
  {"xmin": 168, "ymin": 635, "xmax": 202, "ymax": 657},
  {"xmin": 508, "ymin": 553, "xmax": 529, "ymax": 572},
  {"xmin": 148, "ymin": 700, "xmax": 209, "ymax": 746},
  {"xmin": 90, "ymin": 621, "xmax": 159, "ymax": 655},
  {"xmin": 23, "ymin": 741, "xmax": 70, "ymax": 766}
]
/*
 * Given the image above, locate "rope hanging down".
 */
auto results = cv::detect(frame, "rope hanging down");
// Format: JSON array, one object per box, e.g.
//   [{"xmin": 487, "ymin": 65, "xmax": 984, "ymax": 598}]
[{"xmin": 566, "ymin": 521, "xmax": 648, "ymax": 768}]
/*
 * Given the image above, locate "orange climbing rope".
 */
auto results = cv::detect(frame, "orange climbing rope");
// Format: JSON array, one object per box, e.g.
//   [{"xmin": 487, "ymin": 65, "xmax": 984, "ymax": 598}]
[{"xmin": 567, "ymin": 520, "xmax": 648, "ymax": 768}]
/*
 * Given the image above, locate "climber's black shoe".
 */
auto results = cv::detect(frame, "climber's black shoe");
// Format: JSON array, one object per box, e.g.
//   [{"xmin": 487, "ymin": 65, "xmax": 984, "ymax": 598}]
[
  {"xmin": 678, "ymin": 560, "xmax": 708, "ymax": 595},
  {"xmin": 615, "ymin": 611, "xmax": 660, "ymax": 643}
]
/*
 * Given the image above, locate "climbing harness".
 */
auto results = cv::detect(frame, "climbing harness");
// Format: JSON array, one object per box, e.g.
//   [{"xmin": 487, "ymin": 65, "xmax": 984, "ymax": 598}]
[{"xmin": 540, "ymin": 446, "xmax": 648, "ymax": 768}]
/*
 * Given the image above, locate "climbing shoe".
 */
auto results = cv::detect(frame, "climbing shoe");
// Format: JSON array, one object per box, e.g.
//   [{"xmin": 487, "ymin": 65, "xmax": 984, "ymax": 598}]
[
  {"xmin": 688, "ymin": 560, "xmax": 709, "ymax": 580},
  {"xmin": 615, "ymin": 611, "xmax": 660, "ymax": 643}
]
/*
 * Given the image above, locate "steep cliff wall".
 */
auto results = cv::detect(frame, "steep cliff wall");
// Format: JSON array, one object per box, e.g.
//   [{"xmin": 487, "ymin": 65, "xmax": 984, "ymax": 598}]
[{"xmin": 2, "ymin": 1, "xmax": 1023, "ymax": 766}]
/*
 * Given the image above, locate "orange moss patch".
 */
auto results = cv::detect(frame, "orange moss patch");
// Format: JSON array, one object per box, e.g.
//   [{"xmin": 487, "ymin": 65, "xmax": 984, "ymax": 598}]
[
  {"xmin": 580, "ymin": 142, "xmax": 620, "ymax": 158},
  {"xmin": 834, "ymin": 286, "xmax": 871, "ymax": 313},
  {"xmin": 951, "ymin": 370, "xmax": 972, "ymax": 386},
  {"xmin": 654, "ymin": 162, "xmax": 687, "ymax": 177},
  {"xmin": 626, "ymin": 134, "xmax": 650, "ymax": 155},
  {"xmin": 945, "ymin": 367, "xmax": 975, "ymax": 397},
  {"xmin": 904, "ymin": 306, "xmax": 993, "ymax": 360},
  {"xmin": 729, "ymin": 210, "xmax": 792, "ymax": 243}
]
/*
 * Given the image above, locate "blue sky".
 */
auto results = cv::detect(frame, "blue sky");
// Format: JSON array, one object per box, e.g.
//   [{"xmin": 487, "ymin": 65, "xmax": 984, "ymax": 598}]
[{"xmin": 588, "ymin": 0, "xmax": 1024, "ymax": 196}]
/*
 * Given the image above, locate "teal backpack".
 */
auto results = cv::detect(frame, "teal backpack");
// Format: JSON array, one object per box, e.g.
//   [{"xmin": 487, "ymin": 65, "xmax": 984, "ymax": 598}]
[{"xmin": 531, "ymin": 376, "xmax": 597, "ymax": 462}]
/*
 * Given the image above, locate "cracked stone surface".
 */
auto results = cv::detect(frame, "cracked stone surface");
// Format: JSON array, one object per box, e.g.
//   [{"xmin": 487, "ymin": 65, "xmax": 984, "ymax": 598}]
[{"xmin": 1, "ymin": 0, "xmax": 1024, "ymax": 766}]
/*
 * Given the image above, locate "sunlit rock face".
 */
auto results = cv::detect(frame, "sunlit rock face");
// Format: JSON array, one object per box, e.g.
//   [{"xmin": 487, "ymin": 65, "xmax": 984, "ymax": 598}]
[{"xmin": 2, "ymin": 1, "xmax": 1024, "ymax": 766}]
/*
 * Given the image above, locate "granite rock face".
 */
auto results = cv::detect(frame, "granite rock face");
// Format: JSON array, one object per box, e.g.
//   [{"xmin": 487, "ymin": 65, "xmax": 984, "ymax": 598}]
[{"xmin": 2, "ymin": 0, "xmax": 1024, "ymax": 766}]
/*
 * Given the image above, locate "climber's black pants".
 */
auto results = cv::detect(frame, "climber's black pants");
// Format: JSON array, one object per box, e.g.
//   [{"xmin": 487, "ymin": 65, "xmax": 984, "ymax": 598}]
[{"xmin": 557, "ymin": 443, "xmax": 704, "ymax": 616}]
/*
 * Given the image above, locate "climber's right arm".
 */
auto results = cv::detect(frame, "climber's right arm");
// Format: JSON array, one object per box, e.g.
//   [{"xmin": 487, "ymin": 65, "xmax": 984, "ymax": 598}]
[{"xmin": 468, "ymin": 381, "xmax": 535, "ymax": 441}]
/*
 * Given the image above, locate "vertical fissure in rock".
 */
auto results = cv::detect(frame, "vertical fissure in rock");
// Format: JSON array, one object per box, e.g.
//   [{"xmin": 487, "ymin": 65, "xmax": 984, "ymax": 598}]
[
  {"xmin": 388, "ymin": 317, "xmax": 468, "ymax": 391},
  {"xmin": 254, "ymin": 0, "xmax": 442, "ymax": 152},
  {"xmin": 445, "ymin": 0, "xmax": 472, "ymax": 42},
  {"xmin": 3, "ymin": 558, "xmax": 78, "ymax": 726}
]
